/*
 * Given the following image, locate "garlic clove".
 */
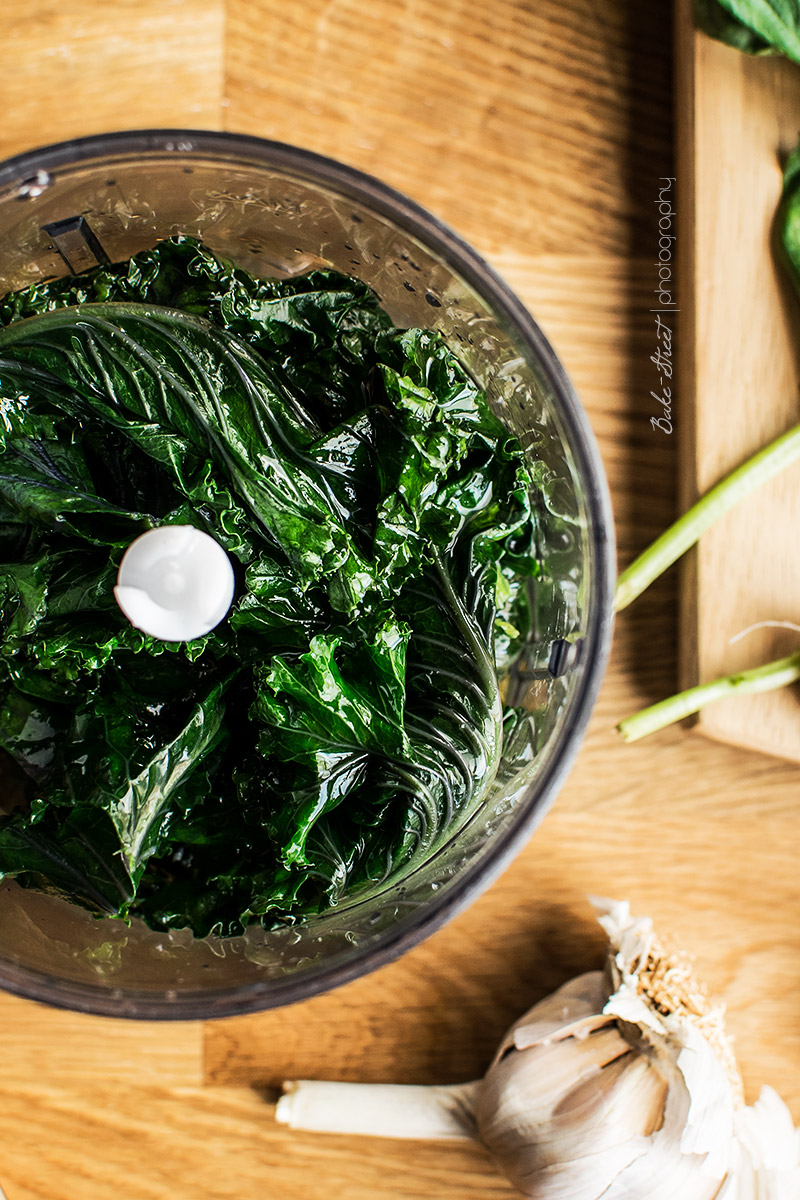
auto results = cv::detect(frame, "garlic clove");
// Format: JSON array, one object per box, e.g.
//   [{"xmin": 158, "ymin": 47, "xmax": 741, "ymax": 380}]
[
  {"xmin": 478, "ymin": 1021, "xmax": 669, "ymax": 1199},
  {"xmin": 558, "ymin": 1053, "xmax": 667, "ymax": 1140},
  {"xmin": 480, "ymin": 1027, "xmax": 634, "ymax": 1135},
  {"xmin": 600, "ymin": 1147, "xmax": 723, "ymax": 1200},
  {"xmin": 674, "ymin": 1030, "xmax": 736, "ymax": 1175},
  {"xmin": 495, "ymin": 972, "xmax": 611, "ymax": 1060},
  {"xmin": 715, "ymin": 1086, "xmax": 800, "ymax": 1200},
  {"xmin": 596, "ymin": 1061, "xmax": 724, "ymax": 1200}
]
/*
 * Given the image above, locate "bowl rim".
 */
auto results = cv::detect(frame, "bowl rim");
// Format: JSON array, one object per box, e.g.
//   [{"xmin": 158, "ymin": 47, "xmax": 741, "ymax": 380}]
[{"xmin": 0, "ymin": 128, "xmax": 616, "ymax": 1019}]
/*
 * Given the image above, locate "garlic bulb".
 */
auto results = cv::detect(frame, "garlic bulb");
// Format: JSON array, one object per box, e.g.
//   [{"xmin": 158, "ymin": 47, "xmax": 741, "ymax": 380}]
[{"xmin": 276, "ymin": 900, "xmax": 800, "ymax": 1200}]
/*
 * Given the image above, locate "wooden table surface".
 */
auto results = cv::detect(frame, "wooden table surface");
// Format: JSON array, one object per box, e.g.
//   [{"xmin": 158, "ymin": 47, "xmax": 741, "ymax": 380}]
[{"xmin": 1, "ymin": 4, "xmax": 798, "ymax": 1199}]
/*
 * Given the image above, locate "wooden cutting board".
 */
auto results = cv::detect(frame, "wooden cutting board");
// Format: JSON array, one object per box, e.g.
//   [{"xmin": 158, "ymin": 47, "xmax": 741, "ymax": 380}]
[{"xmin": 677, "ymin": 0, "xmax": 800, "ymax": 761}]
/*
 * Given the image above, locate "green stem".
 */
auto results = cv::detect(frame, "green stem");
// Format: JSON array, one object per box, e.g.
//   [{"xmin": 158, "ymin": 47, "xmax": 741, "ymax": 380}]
[
  {"xmin": 614, "ymin": 422, "xmax": 800, "ymax": 612},
  {"xmin": 617, "ymin": 651, "xmax": 800, "ymax": 743}
]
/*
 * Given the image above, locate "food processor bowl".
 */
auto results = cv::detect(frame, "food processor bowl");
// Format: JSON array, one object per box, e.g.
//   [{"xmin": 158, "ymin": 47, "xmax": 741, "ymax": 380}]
[{"xmin": 0, "ymin": 131, "xmax": 614, "ymax": 1018}]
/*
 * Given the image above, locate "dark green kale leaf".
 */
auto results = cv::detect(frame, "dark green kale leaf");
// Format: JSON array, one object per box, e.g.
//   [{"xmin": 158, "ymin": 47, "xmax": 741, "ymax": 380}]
[
  {"xmin": 0, "ymin": 805, "xmax": 135, "ymax": 917},
  {"xmin": 696, "ymin": 0, "xmax": 800, "ymax": 61},
  {"xmin": 0, "ymin": 671, "xmax": 232, "ymax": 909},
  {"xmin": 0, "ymin": 236, "xmax": 392, "ymax": 431},
  {"xmin": 778, "ymin": 137, "xmax": 800, "ymax": 286},
  {"xmin": 0, "ymin": 236, "xmax": 543, "ymax": 936},
  {"xmin": 244, "ymin": 325, "xmax": 535, "ymax": 912},
  {"xmin": 0, "ymin": 686, "xmax": 63, "ymax": 780},
  {"xmin": 0, "ymin": 303, "xmax": 389, "ymax": 614}
]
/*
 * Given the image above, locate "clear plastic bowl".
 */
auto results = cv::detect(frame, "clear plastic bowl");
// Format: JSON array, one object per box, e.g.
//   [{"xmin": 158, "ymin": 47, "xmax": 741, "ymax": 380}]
[{"xmin": 0, "ymin": 131, "xmax": 614, "ymax": 1019}]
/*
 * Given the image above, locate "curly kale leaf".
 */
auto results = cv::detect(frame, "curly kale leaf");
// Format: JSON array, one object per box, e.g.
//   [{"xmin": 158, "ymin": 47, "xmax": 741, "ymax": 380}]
[
  {"xmin": 696, "ymin": 0, "xmax": 800, "ymax": 62},
  {"xmin": 0, "ymin": 676, "xmax": 230, "ymax": 912},
  {"xmin": 0, "ymin": 237, "xmax": 542, "ymax": 935}
]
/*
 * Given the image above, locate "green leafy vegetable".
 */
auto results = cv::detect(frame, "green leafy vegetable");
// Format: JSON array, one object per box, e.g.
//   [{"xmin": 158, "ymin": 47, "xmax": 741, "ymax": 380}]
[
  {"xmin": 0, "ymin": 237, "xmax": 542, "ymax": 936},
  {"xmin": 778, "ymin": 136, "xmax": 800, "ymax": 287},
  {"xmin": 696, "ymin": 0, "xmax": 800, "ymax": 63}
]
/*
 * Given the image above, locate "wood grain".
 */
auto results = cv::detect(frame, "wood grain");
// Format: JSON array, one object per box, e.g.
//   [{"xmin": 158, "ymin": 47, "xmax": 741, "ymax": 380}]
[
  {"xmin": 0, "ymin": 0, "xmax": 225, "ymax": 158},
  {"xmin": 0, "ymin": 993, "xmax": 202, "ymax": 1088},
  {"xmin": 677, "ymin": 0, "xmax": 800, "ymax": 760},
  {"xmin": 222, "ymin": 0, "xmax": 671, "ymax": 260},
  {"xmin": 0, "ymin": 4, "xmax": 798, "ymax": 1200},
  {"xmin": 0, "ymin": 1083, "xmax": 516, "ymax": 1200}
]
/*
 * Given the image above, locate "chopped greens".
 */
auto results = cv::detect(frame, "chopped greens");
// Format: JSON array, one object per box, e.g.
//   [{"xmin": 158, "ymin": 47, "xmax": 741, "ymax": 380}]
[{"xmin": 0, "ymin": 237, "xmax": 542, "ymax": 936}]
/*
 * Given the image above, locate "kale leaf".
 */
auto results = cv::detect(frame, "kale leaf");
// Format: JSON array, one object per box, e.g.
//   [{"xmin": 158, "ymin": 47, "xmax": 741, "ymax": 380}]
[
  {"xmin": 778, "ymin": 137, "xmax": 800, "ymax": 287},
  {"xmin": 696, "ymin": 0, "xmax": 800, "ymax": 62},
  {"xmin": 0, "ymin": 237, "xmax": 542, "ymax": 936}
]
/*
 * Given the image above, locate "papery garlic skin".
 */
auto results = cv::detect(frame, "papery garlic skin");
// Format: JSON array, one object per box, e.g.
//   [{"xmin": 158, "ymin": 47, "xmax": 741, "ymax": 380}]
[
  {"xmin": 594, "ymin": 899, "xmax": 800, "ymax": 1200},
  {"xmin": 476, "ymin": 974, "xmax": 671, "ymax": 1199},
  {"xmin": 476, "ymin": 967, "xmax": 726, "ymax": 1200},
  {"xmin": 277, "ymin": 899, "xmax": 800, "ymax": 1200},
  {"xmin": 715, "ymin": 1087, "xmax": 800, "ymax": 1200}
]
